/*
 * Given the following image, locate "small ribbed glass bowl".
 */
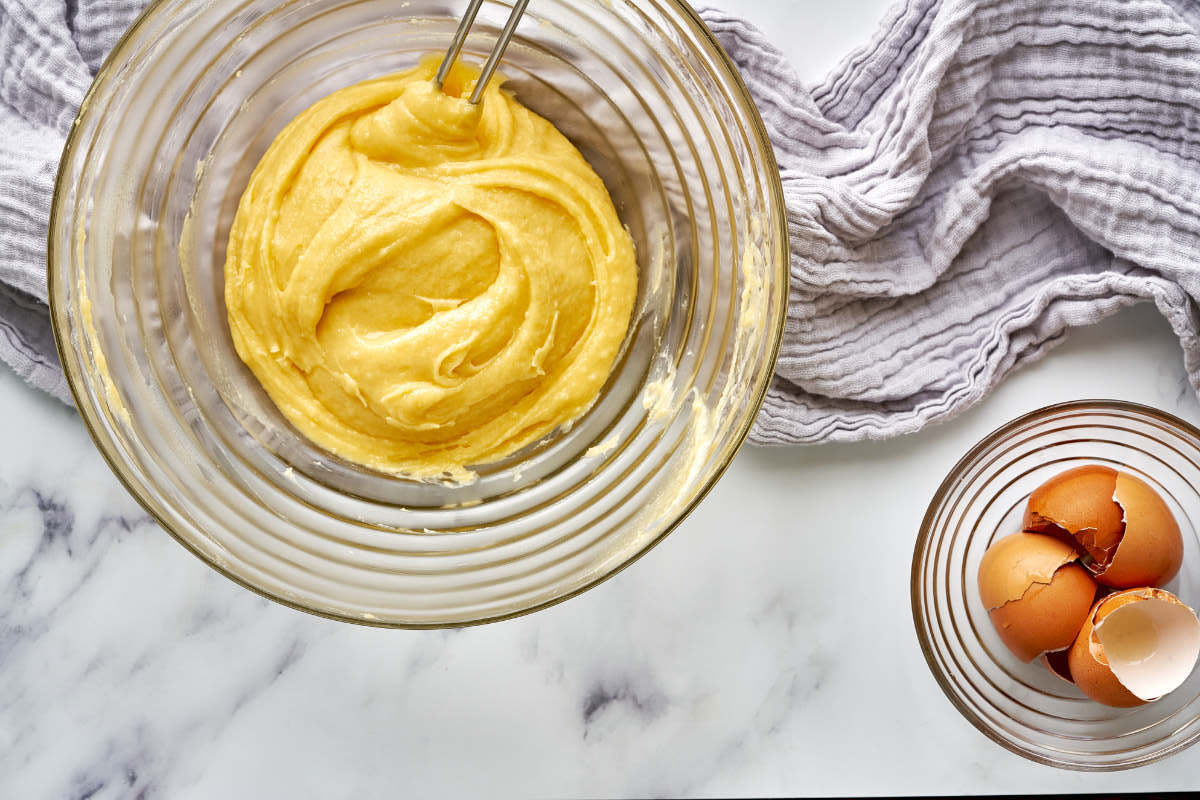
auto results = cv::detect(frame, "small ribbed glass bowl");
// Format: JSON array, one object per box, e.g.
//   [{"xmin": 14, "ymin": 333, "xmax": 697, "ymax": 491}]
[
  {"xmin": 913, "ymin": 400, "xmax": 1200, "ymax": 769},
  {"xmin": 48, "ymin": 0, "xmax": 787, "ymax": 626}
]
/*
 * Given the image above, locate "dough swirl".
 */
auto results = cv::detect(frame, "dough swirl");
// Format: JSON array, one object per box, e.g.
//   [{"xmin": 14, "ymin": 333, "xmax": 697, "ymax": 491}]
[{"xmin": 225, "ymin": 58, "xmax": 637, "ymax": 479}]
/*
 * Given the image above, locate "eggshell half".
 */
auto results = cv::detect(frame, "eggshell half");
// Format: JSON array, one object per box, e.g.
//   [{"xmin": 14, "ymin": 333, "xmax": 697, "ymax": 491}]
[
  {"xmin": 988, "ymin": 562, "xmax": 1097, "ymax": 662},
  {"xmin": 1023, "ymin": 465, "xmax": 1184, "ymax": 588},
  {"xmin": 1069, "ymin": 588, "xmax": 1200, "ymax": 707},
  {"xmin": 1101, "ymin": 473, "xmax": 1183, "ymax": 588},
  {"xmin": 1096, "ymin": 590, "xmax": 1200, "ymax": 700}
]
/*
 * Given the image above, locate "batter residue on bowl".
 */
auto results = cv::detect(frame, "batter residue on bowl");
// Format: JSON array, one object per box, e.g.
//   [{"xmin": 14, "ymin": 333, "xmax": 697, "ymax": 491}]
[{"xmin": 224, "ymin": 57, "xmax": 637, "ymax": 481}]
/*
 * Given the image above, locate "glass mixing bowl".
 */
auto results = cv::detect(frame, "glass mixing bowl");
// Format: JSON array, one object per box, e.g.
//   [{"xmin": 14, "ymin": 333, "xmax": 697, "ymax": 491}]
[
  {"xmin": 49, "ymin": 0, "xmax": 787, "ymax": 626},
  {"xmin": 913, "ymin": 400, "xmax": 1200, "ymax": 769}
]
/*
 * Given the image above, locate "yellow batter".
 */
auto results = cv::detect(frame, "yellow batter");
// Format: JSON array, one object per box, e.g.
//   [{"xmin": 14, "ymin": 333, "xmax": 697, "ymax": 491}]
[{"xmin": 225, "ymin": 58, "xmax": 637, "ymax": 480}]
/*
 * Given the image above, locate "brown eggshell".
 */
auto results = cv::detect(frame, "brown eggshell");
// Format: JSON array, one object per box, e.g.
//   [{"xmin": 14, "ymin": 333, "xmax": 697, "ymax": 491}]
[
  {"xmin": 1041, "ymin": 648, "xmax": 1074, "ymax": 684},
  {"xmin": 977, "ymin": 532, "xmax": 1079, "ymax": 610},
  {"xmin": 1101, "ymin": 472, "xmax": 1183, "ymax": 588},
  {"xmin": 1068, "ymin": 591, "xmax": 1147, "ymax": 708},
  {"xmin": 987, "ymin": 562, "xmax": 1098, "ymax": 662},
  {"xmin": 1024, "ymin": 465, "xmax": 1123, "ymax": 568}
]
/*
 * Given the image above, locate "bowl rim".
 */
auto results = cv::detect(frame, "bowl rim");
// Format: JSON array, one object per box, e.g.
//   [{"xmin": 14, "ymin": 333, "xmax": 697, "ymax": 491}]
[
  {"xmin": 47, "ymin": 0, "xmax": 790, "ymax": 628},
  {"xmin": 911, "ymin": 398, "xmax": 1200, "ymax": 770}
]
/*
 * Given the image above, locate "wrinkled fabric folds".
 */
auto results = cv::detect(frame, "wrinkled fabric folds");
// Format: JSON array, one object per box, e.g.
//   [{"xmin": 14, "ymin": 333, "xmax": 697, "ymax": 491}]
[
  {"xmin": 4, "ymin": 0, "xmax": 1200, "ymax": 447},
  {"xmin": 702, "ymin": 0, "xmax": 1200, "ymax": 443}
]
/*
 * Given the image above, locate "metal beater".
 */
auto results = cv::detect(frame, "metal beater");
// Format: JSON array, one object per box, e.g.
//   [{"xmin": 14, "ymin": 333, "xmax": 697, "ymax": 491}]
[{"xmin": 434, "ymin": 0, "xmax": 531, "ymax": 104}]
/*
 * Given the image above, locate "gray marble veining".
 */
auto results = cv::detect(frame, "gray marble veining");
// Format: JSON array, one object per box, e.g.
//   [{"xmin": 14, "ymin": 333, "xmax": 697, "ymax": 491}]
[
  {"xmin": 5, "ymin": 0, "xmax": 1200, "ymax": 793},
  {"xmin": 2, "ymin": 305, "xmax": 1200, "ymax": 797}
]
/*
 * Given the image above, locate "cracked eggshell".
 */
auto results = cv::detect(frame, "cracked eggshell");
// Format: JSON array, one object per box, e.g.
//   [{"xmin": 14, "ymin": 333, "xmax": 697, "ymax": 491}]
[
  {"xmin": 1024, "ymin": 465, "xmax": 1124, "ymax": 568},
  {"xmin": 1068, "ymin": 588, "xmax": 1200, "ymax": 707},
  {"xmin": 1024, "ymin": 465, "xmax": 1184, "ymax": 588},
  {"xmin": 1102, "ymin": 472, "xmax": 1183, "ymax": 588},
  {"xmin": 978, "ymin": 533, "xmax": 1098, "ymax": 662}
]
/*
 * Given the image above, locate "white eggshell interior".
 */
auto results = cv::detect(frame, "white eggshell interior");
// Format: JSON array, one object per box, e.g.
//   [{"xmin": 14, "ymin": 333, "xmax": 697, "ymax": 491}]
[{"xmin": 1094, "ymin": 597, "xmax": 1200, "ymax": 701}]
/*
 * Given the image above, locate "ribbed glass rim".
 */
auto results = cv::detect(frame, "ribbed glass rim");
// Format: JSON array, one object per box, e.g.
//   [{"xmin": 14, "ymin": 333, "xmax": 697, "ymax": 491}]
[
  {"xmin": 912, "ymin": 399, "xmax": 1200, "ymax": 769},
  {"xmin": 47, "ymin": 0, "xmax": 790, "ymax": 628}
]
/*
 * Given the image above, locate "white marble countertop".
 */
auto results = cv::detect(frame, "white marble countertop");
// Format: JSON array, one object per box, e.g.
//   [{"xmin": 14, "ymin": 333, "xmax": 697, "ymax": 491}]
[{"xmin": 6, "ymin": 1, "xmax": 1200, "ymax": 796}]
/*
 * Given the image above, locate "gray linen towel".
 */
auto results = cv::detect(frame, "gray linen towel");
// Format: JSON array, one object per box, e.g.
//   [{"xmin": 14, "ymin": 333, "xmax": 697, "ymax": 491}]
[
  {"xmin": 705, "ymin": 0, "xmax": 1200, "ymax": 443},
  {"xmin": 0, "ymin": 0, "xmax": 144, "ymax": 403},
  {"xmin": 3, "ymin": 0, "xmax": 1200, "ymax": 444}
]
